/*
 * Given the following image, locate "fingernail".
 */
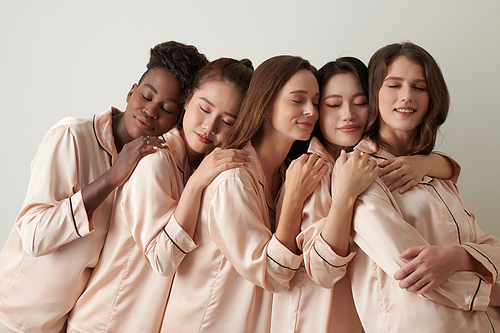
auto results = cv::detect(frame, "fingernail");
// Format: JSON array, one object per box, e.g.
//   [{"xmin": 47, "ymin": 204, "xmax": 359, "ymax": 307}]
[
  {"xmin": 161, "ymin": 142, "xmax": 166, "ymax": 146},
  {"xmin": 153, "ymin": 146, "xmax": 158, "ymax": 150}
]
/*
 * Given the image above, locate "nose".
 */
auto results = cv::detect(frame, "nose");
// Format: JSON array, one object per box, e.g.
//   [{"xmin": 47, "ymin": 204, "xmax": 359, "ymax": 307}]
[
  {"xmin": 202, "ymin": 115, "xmax": 217, "ymax": 135},
  {"xmin": 303, "ymin": 100, "xmax": 317, "ymax": 117},
  {"xmin": 143, "ymin": 105, "xmax": 159, "ymax": 120},
  {"xmin": 400, "ymin": 84, "xmax": 413, "ymax": 102},
  {"xmin": 341, "ymin": 104, "xmax": 355, "ymax": 121}
]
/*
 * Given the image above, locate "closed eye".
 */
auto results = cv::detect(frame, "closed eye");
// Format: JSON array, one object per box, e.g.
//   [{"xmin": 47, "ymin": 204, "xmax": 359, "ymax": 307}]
[
  {"xmin": 142, "ymin": 94, "xmax": 152, "ymax": 101},
  {"xmin": 199, "ymin": 104, "xmax": 209, "ymax": 113},
  {"xmin": 222, "ymin": 120, "xmax": 235, "ymax": 126}
]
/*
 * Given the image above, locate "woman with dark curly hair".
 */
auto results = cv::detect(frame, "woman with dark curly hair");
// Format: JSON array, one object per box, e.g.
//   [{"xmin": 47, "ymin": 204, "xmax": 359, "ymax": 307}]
[
  {"xmin": 0, "ymin": 41, "xmax": 208, "ymax": 333},
  {"xmin": 66, "ymin": 57, "xmax": 254, "ymax": 332}
]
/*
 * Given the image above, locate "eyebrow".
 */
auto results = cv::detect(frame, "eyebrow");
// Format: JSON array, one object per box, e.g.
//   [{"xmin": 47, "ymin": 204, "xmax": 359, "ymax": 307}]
[
  {"xmin": 384, "ymin": 76, "xmax": 427, "ymax": 84},
  {"xmin": 324, "ymin": 92, "xmax": 366, "ymax": 99},
  {"xmin": 199, "ymin": 97, "xmax": 237, "ymax": 119},
  {"xmin": 144, "ymin": 83, "xmax": 178, "ymax": 103},
  {"xmin": 289, "ymin": 90, "xmax": 321, "ymax": 96}
]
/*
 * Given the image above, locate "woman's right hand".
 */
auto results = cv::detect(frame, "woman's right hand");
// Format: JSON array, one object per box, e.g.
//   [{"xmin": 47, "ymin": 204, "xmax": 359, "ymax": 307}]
[
  {"xmin": 335, "ymin": 149, "xmax": 379, "ymax": 199},
  {"xmin": 107, "ymin": 135, "xmax": 167, "ymax": 187},
  {"xmin": 285, "ymin": 153, "xmax": 328, "ymax": 204},
  {"xmin": 190, "ymin": 148, "xmax": 252, "ymax": 188}
]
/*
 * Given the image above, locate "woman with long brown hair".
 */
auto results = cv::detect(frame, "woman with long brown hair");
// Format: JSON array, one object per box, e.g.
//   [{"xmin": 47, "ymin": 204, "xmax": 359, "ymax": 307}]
[
  {"xmin": 343, "ymin": 42, "xmax": 500, "ymax": 332},
  {"xmin": 161, "ymin": 55, "xmax": 327, "ymax": 333}
]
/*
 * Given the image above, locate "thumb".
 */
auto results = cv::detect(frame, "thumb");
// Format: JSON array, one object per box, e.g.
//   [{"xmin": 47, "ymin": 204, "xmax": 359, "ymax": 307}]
[{"xmin": 338, "ymin": 150, "xmax": 348, "ymax": 165}]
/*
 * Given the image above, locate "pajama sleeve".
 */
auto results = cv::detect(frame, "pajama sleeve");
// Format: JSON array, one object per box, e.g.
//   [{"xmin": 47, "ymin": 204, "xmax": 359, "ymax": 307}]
[
  {"xmin": 351, "ymin": 177, "xmax": 493, "ymax": 312},
  {"xmin": 299, "ymin": 163, "xmax": 356, "ymax": 288},
  {"xmin": 120, "ymin": 151, "xmax": 197, "ymax": 277},
  {"xmin": 207, "ymin": 171, "xmax": 302, "ymax": 293},
  {"xmin": 15, "ymin": 125, "xmax": 94, "ymax": 256},
  {"xmin": 433, "ymin": 151, "xmax": 461, "ymax": 184},
  {"xmin": 449, "ymin": 182, "xmax": 500, "ymax": 285}
]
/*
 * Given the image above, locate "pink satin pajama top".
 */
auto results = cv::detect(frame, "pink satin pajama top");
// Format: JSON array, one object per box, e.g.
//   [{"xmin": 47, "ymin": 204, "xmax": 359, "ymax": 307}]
[
  {"xmin": 0, "ymin": 108, "xmax": 119, "ymax": 333},
  {"xmin": 161, "ymin": 141, "xmax": 302, "ymax": 333},
  {"xmin": 67, "ymin": 127, "xmax": 196, "ymax": 333}
]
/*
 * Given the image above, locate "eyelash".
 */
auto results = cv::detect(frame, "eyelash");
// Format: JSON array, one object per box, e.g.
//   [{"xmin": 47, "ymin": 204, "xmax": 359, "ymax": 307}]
[
  {"xmin": 387, "ymin": 84, "xmax": 426, "ymax": 91},
  {"xmin": 142, "ymin": 94, "xmax": 152, "ymax": 101}
]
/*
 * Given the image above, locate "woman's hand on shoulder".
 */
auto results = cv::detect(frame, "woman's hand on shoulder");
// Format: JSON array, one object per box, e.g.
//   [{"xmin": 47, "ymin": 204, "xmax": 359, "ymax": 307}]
[
  {"xmin": 335, "ymin": 149, "xmax": 379, "ymax": 199},
  {"xmin": 378, "ymin": 155, "xmax": 430, "ymax": 194},
  {"xmin": 191, "ymin": 148, "xmax": 251, "ymax": 188},
  {"xmin": 285, "ymin": 153, "xmax": 328, "ymax": 204},
  {"xmin": 108, "ymin": 135, "xmax": 166, "ymax": 187}
]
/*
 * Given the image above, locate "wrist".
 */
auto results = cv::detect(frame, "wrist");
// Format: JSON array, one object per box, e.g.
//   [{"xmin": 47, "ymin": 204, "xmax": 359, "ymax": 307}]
[{"xmin": 331, "ymin": 190, "xmax": 357, "ymax": 208}]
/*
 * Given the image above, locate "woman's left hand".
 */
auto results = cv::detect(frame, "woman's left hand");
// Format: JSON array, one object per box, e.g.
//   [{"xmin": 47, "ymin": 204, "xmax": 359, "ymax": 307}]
[
  {"xmin": 393, "ymin": 245, "xmax": 466, "ymax": 295},
  {"xmin": 378, "ymin": 155, "xmax": 429, "ymax": 193}
]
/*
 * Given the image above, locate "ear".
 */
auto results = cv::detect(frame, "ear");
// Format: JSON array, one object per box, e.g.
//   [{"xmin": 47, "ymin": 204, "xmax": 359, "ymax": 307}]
[{"xmin": 126, "ymin": 83, "xmax": 139, "ymax": 103}]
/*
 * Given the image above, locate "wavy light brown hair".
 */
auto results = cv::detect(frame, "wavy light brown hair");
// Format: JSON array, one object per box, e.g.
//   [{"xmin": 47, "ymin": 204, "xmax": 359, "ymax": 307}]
[
  {"xmin": 178, "ymin": 58, "xmax": 254, "ymax": 128},
  {"xmin": 364, "ymin": 42, "xmax": 449, "ymax": 156},
  {"xmin": 222, "ymin": 55, "xmax": 317, "ymax": 150}
]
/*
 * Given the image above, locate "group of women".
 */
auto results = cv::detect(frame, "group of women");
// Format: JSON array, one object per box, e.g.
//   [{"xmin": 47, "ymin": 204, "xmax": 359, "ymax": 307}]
[{"xmin": 0, "ymin": 40, "xmax": 498, "ymax": 333}]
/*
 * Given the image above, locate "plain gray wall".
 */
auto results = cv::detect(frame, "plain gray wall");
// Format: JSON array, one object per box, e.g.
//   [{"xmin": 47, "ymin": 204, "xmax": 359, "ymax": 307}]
[{"xmin": 1, "ymin": 0, "xmax": 499, "ymax": 250}]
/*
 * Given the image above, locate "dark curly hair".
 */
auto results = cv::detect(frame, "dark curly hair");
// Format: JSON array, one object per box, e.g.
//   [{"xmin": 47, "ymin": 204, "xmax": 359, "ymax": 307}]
[{"xmin": 138, "ymin": 41, "xmax": 208, "ymax": 109}]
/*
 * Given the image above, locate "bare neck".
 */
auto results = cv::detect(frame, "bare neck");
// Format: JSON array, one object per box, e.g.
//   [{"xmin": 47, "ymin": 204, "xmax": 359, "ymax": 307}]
[{"xmin": 253, "ymin": 129, "xmax": 295, "ymax": 200}]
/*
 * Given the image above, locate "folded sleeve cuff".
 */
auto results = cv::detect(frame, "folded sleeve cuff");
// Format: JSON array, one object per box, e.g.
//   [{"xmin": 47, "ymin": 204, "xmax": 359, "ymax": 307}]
[
  {"xmin": 69, "ymin": 191, "xmax": 92, "ymax": 237},
  {"xmin": 313, "ymin": 233, "xmax": 356, "ymax": 267},
  {"xmin": 433, "ymin": 151, "xmax": 461, "ymax": 184},
  {"xmin": 267, "ymin": 235, "xmax": 303, "ymax": 271},
  {"xmin": 163, "ymin": 215, "xmax": 198, "ymax": 254}
]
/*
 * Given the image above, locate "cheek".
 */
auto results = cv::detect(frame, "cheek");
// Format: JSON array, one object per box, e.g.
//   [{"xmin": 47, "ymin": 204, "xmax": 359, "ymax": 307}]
[
  {"xmin": 378, "ymin": 90, "xmax": 392, "ymax": 110},
  {"xmin": 182, "ymin": 107, "xmax": 199, "ymax": 130},
  {"xmin": 356, "ymin": 107, "xmax": 370, "ymax": 128},
  {"xmin": 319, "ymin": 111, "xmax": 339, "ymax": 129}
]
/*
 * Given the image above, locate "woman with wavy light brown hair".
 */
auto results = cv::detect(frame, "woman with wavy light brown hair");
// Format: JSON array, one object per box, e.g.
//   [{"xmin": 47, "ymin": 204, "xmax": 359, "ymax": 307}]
[
  {"xmin": 161, "ymin": 55, "xmax": 327, "ymax": 333},
  {"xmin": 343, "ymin": 42, "xmax": 500, "ymax": 332}
]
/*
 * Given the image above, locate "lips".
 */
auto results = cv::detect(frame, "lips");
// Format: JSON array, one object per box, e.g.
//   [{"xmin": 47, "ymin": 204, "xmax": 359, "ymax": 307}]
[
  {"xmin": 338, "ymin": 124, "xmax": 360, "ymax": 132},
  {"xmin": 135, "ymin": 115, "xmax": 155, "ymax": 131},
  {"xmin": 195, "ymin": 132, "xmax": 213, "ymax": 144},
  {"xmin": 394, "ymin": 108, "xmax": 416, "ymax": 114},
  {"xmin": 297, "ymin": 121, "xmax": 313, "ymax": 129}
]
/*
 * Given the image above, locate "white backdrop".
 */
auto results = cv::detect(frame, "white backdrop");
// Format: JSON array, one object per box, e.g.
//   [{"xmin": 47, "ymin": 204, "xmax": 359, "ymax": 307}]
[{"xmin": 1, "ymin": 0, "xmax": 499, "ymax": 249}]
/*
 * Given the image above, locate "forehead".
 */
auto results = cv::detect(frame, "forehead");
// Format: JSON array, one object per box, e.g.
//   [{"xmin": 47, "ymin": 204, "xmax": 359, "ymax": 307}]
[
  {"xmin": 281, "ymin": 69, "xmax": 319, "ymax": 93},
  {"xmin": 323, "ymin": 73, "xmax": 363, "ymax": 95},
  {"xmin": 141, "ymin": 68, "xmax": 182, "ymax": 94},
  {"xmin": 385, "ymin": 56, "xmax": 425, "ymax": 80}
]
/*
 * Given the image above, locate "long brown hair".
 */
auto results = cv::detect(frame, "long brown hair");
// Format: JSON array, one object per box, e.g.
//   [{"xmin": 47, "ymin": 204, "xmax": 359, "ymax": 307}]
[
  {"xmin": 222, "ymin": 55, "xmax": 317, "ymax": 149},
  {"xmin": 364, "ymin": 42, "xmax": 449, "ymax": 156}
]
